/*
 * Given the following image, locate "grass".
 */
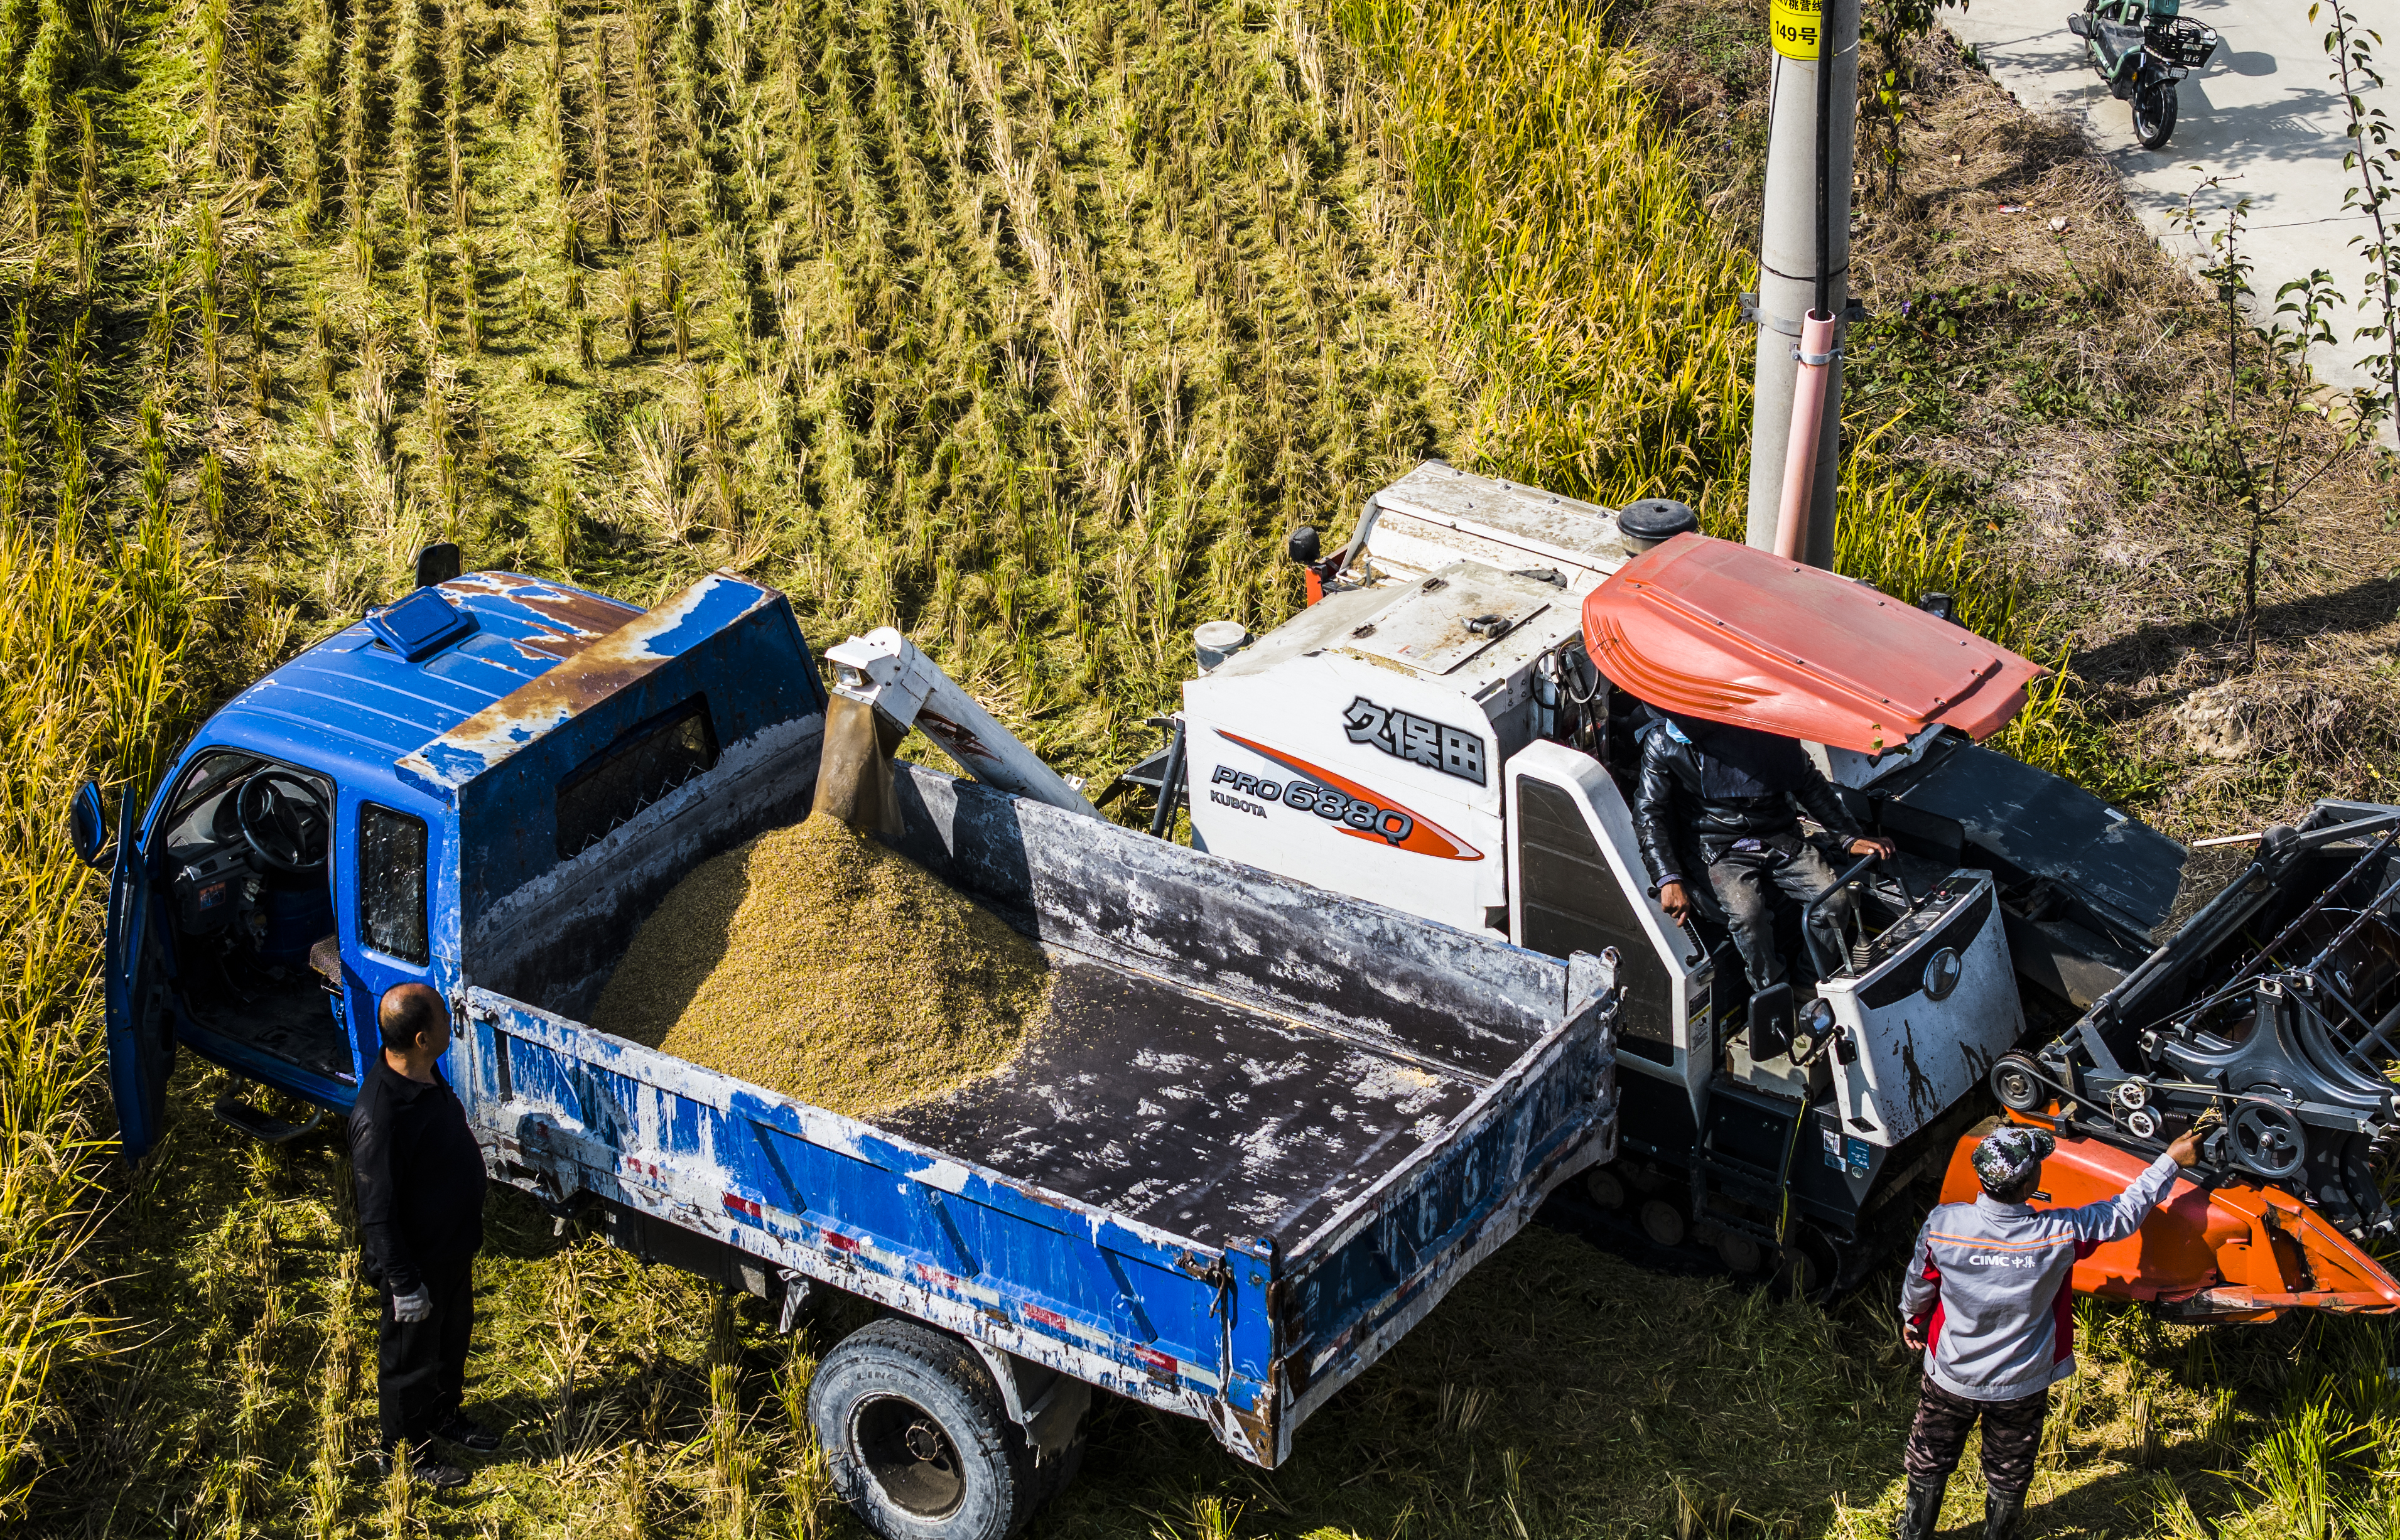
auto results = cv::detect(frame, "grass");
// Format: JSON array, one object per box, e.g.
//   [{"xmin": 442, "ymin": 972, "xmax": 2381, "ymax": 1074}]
[
  {"xmin": 193, "ymin": 0, "xmax": 1463, "ymax": 778},
  {"xmin": 0, "ymin": 0, "xmax": 2394, "ymax": 1532},
  {"xmin": 0, "ymin": 374, "xmax": 212, "ymax": 1513}
]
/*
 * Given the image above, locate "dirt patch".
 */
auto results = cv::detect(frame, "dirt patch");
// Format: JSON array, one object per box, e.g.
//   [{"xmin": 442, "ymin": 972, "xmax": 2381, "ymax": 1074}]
[
  {"xmin": 592, "ymin": 816, "xmax": 1054, "ymax": 1119},
  {"xmin": 2170, "ymin": 678, "xmax": 2353, "ymax": 764}
]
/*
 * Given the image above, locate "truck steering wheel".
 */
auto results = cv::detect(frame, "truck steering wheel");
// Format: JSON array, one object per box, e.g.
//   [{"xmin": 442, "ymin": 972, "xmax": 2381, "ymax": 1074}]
[{"xmin": 236, "ymin": 770, "xmax": 331, "ymax": 875}]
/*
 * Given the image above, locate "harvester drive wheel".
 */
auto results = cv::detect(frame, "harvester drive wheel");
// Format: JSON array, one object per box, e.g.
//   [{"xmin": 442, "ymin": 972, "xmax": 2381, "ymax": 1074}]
[
  {"xmin": 2228, "ymin": 1102, "xmax": 2308, "ymax": 1180},
  {"xmin": 1776, "ymin": 1224, "xmax": 1842, "ymax": 1304},
  {"xmin": 1639, "ymin": 1199, "xmax": 1687, "ymax": 1249},
  {"xmin": 1991, "ymin": 1053, "xmax": 2046, "ymax": 1114},
  {"xmin": 809, "ymin": 1317, "xmax": 1050, "ymax": 1540}
]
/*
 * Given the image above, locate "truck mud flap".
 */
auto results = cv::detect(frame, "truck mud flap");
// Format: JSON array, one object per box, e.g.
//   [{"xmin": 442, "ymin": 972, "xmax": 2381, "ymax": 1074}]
[{"xmin": 595, "ymin": 1197, "xmax": 782, "ymax": 1303}]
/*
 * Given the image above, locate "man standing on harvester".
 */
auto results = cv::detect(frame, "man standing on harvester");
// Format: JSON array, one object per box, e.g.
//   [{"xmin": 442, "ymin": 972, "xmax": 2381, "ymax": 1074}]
[
  {"xmin": 1633, "ymin": 710, "xmax": 1893, "ymax": 1034},
  {"xmin": 1895, "ymin": 1124, "xmax": 2203, "ymax": 1540},
  {"xmin": 352, "ymin": 983, "xmax": 502, "ymax": 1489}
]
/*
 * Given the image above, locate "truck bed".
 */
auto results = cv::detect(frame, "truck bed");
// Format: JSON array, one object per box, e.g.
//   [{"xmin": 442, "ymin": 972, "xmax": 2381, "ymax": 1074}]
[
  {"xmin": 465, "ymin": 759, "xmax": 1616, "ymax": 1467},
  {"xmin": 881, "ymin": 956, "xmax": 1488, "ymax": 1250}
]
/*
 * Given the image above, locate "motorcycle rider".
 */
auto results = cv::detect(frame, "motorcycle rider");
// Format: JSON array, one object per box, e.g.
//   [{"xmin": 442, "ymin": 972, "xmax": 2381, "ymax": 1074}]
[{"xmin": 1632, "ymin": 710, "xmax": 1893, "ymax": 1003}]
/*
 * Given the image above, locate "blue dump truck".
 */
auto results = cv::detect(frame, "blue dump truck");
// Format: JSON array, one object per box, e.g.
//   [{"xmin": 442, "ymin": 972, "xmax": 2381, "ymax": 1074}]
[{"xmin": 72, "ymin": 563, "xmax": 1619, "ymax": 1539}]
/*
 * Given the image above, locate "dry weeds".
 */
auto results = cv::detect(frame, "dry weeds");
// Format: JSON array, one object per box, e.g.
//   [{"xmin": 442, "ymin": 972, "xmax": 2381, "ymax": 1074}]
[{"xmin": 1845, "ymin": 33, "xmax": 2400, "ymax": 837}]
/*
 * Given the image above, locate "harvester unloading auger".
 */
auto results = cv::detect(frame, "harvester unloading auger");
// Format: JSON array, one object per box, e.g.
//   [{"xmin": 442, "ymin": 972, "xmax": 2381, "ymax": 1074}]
[{"xmin": 811, "ymin": 627, "xmax": 1103, "ymax": 832}]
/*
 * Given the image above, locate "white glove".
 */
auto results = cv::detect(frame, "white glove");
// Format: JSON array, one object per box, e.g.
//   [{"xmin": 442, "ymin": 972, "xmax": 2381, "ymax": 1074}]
[{"xmin": 392, "ymin": 1287, "xmax": 433, "ymax": 1323}]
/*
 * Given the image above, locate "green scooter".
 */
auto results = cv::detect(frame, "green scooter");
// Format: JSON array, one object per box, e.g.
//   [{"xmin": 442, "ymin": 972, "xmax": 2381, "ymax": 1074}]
[{"xmin": 2067, "ymin": 0, "xmax": 2220, "ymax": 149}]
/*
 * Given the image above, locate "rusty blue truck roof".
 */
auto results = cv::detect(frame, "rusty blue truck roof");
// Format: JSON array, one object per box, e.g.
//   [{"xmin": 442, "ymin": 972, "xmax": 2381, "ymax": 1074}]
[
  {"xmin": 199, "ymin": 572, "xmax": 647, "ymax": 785},
  {"xmin": 394, "ymin": 573, "xmax": 794, "ymax": 795}
]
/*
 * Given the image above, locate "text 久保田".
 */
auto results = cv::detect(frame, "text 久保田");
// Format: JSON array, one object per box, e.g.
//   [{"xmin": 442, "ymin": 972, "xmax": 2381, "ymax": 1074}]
[{"xmin": 1341, "ymin": 697, "xmax": 1486, "ymax": 785}]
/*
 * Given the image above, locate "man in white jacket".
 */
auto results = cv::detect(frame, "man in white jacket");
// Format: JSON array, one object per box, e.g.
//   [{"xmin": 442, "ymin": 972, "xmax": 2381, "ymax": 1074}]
[{"xmin": 1895, "ymin": 1122, "xmax": 2203, "ymax": 1540}]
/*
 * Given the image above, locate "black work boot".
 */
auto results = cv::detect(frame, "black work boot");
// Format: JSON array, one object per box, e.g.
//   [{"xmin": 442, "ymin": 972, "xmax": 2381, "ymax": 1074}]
[
  {"xmin": 1895, "ymin": 1478, "xmax": 1944, "ymax": 1540},
  {"xmin": 370, "ymin": 1448, "xmax": 470, "ymax": 1490},
  {"xmin": 435, "ymin": 1414, "xmax": 502, "ymax": 1453},
  {"xmin": 1984, "ymin": 1488, "xmax": 2026, "ymax": 1540}
]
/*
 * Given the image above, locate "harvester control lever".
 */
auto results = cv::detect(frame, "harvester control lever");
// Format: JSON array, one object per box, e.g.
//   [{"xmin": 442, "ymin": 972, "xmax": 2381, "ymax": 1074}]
[{"xmin": 1800, "ymin": 850, "xmax": 1906, "ymax": 980}]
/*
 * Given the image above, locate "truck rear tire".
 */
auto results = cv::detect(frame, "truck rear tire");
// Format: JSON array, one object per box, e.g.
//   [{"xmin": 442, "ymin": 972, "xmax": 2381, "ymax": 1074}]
[{"xmin": 809, "ymin": 1318, "xmax": 1047, "ymax": 1540}]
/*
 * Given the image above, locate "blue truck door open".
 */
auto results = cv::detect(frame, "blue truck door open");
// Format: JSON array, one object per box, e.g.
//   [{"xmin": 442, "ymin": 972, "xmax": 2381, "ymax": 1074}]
[
  {"xmin": 344, "ymin": 800, "xmax": 436, "ymax": 1070},
  {"xmin": 104, "ymin": 788, "xmax": 173, "ymax": 1158}
]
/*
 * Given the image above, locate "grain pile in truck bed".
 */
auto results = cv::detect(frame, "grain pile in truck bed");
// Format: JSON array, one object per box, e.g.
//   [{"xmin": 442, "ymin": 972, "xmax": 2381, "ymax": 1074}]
[{"xmin": 590, "ymin": 816, "xmax": 1052, "ymax": 1119}]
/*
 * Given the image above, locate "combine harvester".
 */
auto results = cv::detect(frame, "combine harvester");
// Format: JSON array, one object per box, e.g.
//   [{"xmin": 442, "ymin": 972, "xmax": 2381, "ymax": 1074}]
[
  {"xmin": 1145, "ymin": 461, "xmax": 2400, "ymax": 1319},
  {"xmin": 77, "ymin": 549, "xmax": 1618, "ymax": 1539},
  {"xmin": 1109, "ymin": 0, "xmax": 2400, "ymax": 1322}
]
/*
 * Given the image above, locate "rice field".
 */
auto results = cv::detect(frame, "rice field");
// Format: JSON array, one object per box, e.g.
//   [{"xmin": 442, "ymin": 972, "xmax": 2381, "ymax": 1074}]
[{"xmin": 0, "ymin": 0, "xmax": 2390, "ymax": 1533}]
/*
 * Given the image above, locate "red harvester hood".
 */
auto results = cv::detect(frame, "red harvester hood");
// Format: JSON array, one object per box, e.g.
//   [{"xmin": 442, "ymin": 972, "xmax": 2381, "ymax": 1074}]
[{"xmin": 1582, "ymin": 533, "xmax": 2046, "ymax": 755}]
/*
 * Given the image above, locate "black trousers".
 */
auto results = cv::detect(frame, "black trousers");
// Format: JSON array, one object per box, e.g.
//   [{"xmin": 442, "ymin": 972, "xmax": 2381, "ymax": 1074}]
[
  {"xmin": 377, "ymin": 1261, "xmax": 475, "ymax": 1453},
  {"xmin": 1705, "ymin": 841, "xmax": 1851, "ymax": 992},
  {"xmin": 1903, "ymin": 1374, "xmax": 2048, "ymax": 1497}
]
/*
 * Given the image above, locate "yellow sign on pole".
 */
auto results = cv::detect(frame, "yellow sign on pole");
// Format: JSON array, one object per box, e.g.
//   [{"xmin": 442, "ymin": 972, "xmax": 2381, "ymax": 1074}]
[{"xmin": 1771, "ymin": 0, "xmax": 1823, "ymax": 58}]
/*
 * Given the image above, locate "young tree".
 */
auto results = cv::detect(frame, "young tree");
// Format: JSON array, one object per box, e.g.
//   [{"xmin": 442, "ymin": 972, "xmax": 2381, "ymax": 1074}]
[{"xmin": 2315, "ymin": 0, "xmax": 2400, "ymax": 434}]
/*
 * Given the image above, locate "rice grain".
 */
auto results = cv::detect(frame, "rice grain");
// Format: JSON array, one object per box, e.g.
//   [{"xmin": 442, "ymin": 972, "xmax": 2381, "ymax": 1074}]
[{"xmin": 592, "ymin": 816, "xmax": 1052, "ymax": 1119}]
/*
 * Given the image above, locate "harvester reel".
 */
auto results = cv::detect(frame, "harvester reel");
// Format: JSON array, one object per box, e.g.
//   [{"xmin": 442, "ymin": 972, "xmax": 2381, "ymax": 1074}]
[
  {"xmin": 2228, "ymin": 1102, "xmax": 2308, "ymax": 1180},
  {"xmin": 1991, "ymin": 1053, "xmax": 2046, "ymax": 1114}
]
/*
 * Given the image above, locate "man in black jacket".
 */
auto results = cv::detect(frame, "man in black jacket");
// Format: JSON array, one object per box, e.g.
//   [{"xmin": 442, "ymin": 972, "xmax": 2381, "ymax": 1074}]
[
  {"xmin": 351, "ymin": 982, "xmax": 498, "ymax": 1489},
  {"xmin": 1634, "ymin": 713, "xmax": 1893, "ymax": 1000}
]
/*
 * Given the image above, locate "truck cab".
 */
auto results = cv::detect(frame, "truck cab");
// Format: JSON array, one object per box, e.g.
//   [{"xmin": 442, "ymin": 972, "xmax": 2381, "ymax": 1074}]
[{"xmin": 80, "ymin": 566, "xmax": 822, "ymax": 1157}]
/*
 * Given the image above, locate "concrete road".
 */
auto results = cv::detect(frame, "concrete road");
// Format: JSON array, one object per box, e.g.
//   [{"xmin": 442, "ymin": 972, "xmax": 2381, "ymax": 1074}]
[{"xmin": 1944, "ymin": 0, "xmax": 2399, "ymax": 431}]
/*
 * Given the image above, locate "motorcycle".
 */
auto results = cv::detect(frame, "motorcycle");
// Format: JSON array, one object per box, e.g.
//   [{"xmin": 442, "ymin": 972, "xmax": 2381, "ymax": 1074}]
[{"xmin": 2067, "ymin": 0, "xmax": 2221, "ymax": 149}]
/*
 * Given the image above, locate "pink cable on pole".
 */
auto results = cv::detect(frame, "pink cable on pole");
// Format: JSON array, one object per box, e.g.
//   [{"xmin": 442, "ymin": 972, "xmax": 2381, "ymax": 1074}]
[{"xmin": 1771, "ymin": 310, "xmax": 1840, "ymax": 563}]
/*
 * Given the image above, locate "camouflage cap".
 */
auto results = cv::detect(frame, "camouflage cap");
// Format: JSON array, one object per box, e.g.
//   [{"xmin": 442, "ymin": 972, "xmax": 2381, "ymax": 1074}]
[{"xmin": 1973, "ymin": 1125, "xmax": 2056, "ymax": 1195}]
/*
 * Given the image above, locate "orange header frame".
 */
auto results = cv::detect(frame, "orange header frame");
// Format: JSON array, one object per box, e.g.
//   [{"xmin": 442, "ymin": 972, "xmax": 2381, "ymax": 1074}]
[{"xmin": 1937, "ymin": 1123, "xmax": 2400, "ymax": 1322}]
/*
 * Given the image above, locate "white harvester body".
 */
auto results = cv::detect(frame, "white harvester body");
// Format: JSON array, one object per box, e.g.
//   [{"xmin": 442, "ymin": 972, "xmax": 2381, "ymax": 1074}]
[{"xmin": 1180, "ymin": 461, "xmax": 2026, "ymax": 1160}]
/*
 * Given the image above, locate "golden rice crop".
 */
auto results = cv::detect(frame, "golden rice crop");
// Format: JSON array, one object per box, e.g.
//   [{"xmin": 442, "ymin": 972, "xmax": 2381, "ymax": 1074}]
[
  {"xmin": 0, "ymin": 0, "xmax": 2307, "ymax": 1531},
  {"xmin": 0, "ymin": 451, "xmax": 205, "ymax": 1517}
]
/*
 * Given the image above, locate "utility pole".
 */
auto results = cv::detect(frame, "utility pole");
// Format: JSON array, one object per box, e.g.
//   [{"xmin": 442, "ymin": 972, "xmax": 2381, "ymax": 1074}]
[{"xmin": 1745, "ymin": 0, "xmax": 1860, "ymax": 570}]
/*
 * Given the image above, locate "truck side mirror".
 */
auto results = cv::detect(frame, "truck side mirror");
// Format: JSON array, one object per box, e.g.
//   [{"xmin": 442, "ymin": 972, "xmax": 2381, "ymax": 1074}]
[
  {"xmin": 414, "ymin": 541, "xmax": 463, "ymax": 588},
  {"xmin": 69, "ymin": 781, "xmax": 113, "ymax": 872}
]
